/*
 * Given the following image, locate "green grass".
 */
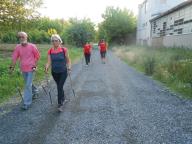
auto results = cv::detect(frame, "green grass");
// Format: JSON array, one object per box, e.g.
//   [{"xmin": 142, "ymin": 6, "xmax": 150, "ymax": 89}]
[
  {"xmin": 0, "ymin": 44, "xmax": 82, "ymax": 104},
  {"xmin": 113, "ymin": 45, "xmax": 192, "ymax": 99}
]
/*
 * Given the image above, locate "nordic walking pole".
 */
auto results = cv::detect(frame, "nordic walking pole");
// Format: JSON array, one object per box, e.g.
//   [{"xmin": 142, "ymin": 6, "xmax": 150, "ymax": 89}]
[
  {"xmin": 15, "ymin": 71, "xmax": 24, "ymax": 102},
  {"xmin": 46, "ymin": 73, "xmax": 53, "ymax": 104},
  {"xmin": 62, "ymin": 47, "xmax": 76, "ymax": 97},
  {"xmin": 16, "ymin": 85, "xmax": 23, "ymax": 102},
  {"xmin": 9, "ymin": 67, "xmax": 24, "ymax": 102},
  {"xmin": 67, "ymin": 70, "xmax": 76, "ymax": 97},
  {"xmin": 44, "ymin": 73, "xmax": 52, "ymax": 104},
  {"xmin": 42, "ymin": 85, "xmax": 52, "ymax": 104}
]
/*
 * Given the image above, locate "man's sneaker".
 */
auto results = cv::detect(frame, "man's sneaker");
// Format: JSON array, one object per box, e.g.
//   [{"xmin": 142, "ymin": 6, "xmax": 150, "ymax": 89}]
[{"xmin": 21, "ymin": 104, "xmax": 29, "ymax": 110}]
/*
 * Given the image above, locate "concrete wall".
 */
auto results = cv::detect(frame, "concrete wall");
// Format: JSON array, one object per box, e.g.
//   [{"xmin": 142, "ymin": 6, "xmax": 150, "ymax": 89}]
[
  {"xmin": 163, "ymin": 33, "xmax": 192, "ymax": 48},
  {"xmin": 151, "ymin": 37, "xmax": 163, "ymax": 47},
  {"xmin": 152, "ymin": 33, "xmax": 192, "ymax": 48}
]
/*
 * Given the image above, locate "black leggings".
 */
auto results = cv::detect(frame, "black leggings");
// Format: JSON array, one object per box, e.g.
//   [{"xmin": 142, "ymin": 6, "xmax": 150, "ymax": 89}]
[
  {"xmin": 100, "ymin": 51, "xmax": 106, "ymax": 58},
  {"xmin": 52, "ymin": 71, "xmax": 67, "ymax": 105},
  {"xmin": 84, "ymin": 53, "xmax": 91, "ymax": 65}
]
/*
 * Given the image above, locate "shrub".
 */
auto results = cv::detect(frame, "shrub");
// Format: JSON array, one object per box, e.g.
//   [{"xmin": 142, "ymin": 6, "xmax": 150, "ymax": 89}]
[
  {"xmin": 143, "ymin": 57, "xmax": 156, "ymax": 75},
  {"xmin": 1, "ymin": 31, "xmax": 17, "ymax": 43}
]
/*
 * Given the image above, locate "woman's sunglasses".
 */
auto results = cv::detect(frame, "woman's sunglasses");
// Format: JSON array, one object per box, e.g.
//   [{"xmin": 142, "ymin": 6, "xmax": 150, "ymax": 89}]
[{"xmin": 52, "ymin": 39, "xmax": 59, "ymax": 42}]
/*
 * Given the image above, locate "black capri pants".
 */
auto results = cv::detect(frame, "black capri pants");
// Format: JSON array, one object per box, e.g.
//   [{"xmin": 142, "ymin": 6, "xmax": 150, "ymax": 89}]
[{"xmin": 52, "ymin": 70, "xmax": 67, "ymax": 105}]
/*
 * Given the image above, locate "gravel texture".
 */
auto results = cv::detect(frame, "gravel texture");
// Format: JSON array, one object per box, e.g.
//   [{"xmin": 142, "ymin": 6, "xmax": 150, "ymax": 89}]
[{"xmin": 0, "ymin": 50, "xmax": 192, "ymax": 144}]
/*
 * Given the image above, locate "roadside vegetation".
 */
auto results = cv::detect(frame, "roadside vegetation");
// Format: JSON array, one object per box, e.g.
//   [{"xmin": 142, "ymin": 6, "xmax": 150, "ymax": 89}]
[{"xmin": 113, "ymin": 45, "xmax": 192, "ymax": 99}]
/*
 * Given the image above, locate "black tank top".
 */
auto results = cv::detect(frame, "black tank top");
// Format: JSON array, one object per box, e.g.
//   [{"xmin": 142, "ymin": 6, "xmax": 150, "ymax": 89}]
[{"xmin": 50, "ymin": 48, "xmax": 67, "ymax": 73}]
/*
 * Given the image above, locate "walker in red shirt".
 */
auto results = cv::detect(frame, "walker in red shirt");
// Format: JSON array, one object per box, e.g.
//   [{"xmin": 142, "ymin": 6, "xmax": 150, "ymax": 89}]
[
  {"xmin": 83, "ymin": 42, "xmax": 92, "ymax": 66},
  {"xmin": 98, "ymin": 39, "xmax": 107, "ymax": 64}
]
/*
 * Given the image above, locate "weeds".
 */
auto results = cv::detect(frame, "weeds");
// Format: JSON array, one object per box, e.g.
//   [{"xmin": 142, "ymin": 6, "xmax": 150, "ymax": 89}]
[{"xmin": 113, "ymin": 45, "xmax": 192, "ymax": 98}]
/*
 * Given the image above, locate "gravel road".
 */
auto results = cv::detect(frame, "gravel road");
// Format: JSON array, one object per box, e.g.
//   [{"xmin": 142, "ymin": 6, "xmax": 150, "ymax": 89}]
[{"xmin": 0, "ymin": 50, "xmax": 192, "ymax": 144}]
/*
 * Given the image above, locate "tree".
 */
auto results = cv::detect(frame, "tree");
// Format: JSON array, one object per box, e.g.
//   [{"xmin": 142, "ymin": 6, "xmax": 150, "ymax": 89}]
[
  {"xmin": 0, "ymin": 0, "xmax": 42, "ymax": 31},
  {"xmin": 65, "ymin": 18, "xmax": 96, "ymax": 47},
  {"xmin": 98, "ymin": 7, "xmax": 136, "ymax": 44}
]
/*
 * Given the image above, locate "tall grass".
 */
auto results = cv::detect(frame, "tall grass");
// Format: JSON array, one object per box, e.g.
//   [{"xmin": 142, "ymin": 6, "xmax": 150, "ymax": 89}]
[
  {"xmin": 113, "ymin": 45, "xmax": 192, "ymax": 99},
  {"xmin": 0, "ymin": 44, "xmax": 82, "ymax": 103}
]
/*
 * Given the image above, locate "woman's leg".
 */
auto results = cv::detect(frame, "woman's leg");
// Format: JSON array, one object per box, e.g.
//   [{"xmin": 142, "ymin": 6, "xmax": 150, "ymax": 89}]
[
  {"xmin": 52, "ymin": 71, "xmax": 67, "ymax": 106},
  {"xmin": 52, "ymin": 72, "xmax": 60, "ymax": 104},
  {"xmin": 57, "ymin": 71, "xmax": 67, "ymax": 105}
]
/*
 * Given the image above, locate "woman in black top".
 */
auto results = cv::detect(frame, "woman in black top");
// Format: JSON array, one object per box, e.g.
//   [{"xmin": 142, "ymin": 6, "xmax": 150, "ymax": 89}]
[{"xmin": 45, "ymin": 34, "xmax": 71, "ymax": 111}]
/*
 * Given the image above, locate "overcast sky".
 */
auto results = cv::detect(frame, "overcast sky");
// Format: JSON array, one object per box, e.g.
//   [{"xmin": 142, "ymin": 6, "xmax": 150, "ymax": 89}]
[{"xmin": 39, "ymin": 0, "xmax": 144, "ymax": 23}]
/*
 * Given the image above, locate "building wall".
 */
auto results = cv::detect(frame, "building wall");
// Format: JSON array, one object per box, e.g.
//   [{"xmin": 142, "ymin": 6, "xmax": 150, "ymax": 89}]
[
  {"xmin": 164, "ymin": 33, "xmax": 192, "ymax": 48},
  {"xmin": 151, "ymin": 3, "xmax": 192, "ymax": 48},
  {"xmin": 137, "ymin": 0, "xmax": 186, "ymax": 46}
]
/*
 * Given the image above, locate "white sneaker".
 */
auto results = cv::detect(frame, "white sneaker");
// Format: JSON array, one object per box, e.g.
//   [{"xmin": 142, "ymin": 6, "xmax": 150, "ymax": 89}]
[{"xmin": 58, "ymin": 106, "xmax": 63, "ymax": 112}]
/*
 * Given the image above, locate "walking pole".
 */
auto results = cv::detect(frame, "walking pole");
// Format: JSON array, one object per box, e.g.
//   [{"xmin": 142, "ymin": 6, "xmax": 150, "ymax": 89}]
[
  {"xmin": 15, "ymin": 71, "xmax": 24, "ymax": 102},
  {"xmin": 46, "ymin": 73, "xmax": 53, "ymax": 104},
  {"xmin": 42, "ymin": 73, "xmax": 52, "ymax": 104},
  {"xmin": 67, "ymin": 70, "xmax": 76, "ymax": 97},
  {"xmin": 63, "ymin": 48, "xmax": 76, "ymax": 97},
  {"xmin": 16, "ymin": 86, "xmax": 23, "ymax": 102}
]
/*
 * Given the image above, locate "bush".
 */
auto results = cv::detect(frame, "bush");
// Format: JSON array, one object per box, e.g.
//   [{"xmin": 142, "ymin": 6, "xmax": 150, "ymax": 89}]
[
  {"xmin": 143, "ymin": 57, "xmax": 156, "ymax": 75},
  {"xmin": 1, "ymin": 31, "xmax": 17, "ymax": 43},
  {"xmin": 28, "ymin": 30, "xmax": 50, "ymax": 44}
]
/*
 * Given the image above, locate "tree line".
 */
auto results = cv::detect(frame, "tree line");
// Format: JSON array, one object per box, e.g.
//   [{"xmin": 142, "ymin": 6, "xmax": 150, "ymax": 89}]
[{"xmin": 0, "ymin": 0, "xmax": 136, "ymax": 46}]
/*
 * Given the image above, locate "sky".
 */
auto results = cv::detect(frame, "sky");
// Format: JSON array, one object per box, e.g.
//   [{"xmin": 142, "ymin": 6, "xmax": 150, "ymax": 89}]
[{"xmin": 39, "ymin": 0, "xmax": 144, "ymax": 23}]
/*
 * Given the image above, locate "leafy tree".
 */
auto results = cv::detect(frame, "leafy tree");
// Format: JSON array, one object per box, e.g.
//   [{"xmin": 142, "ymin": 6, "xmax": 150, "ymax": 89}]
[
  {"xmin": 65, "ymin": 18, "xmax": 95, "ymax": 47},
  {"xmin": 0, "ymin": 0, "xmax": 42, "ymax": 31},
  {"xmin": 98, "ymin": 7, "xmax": 136, "ymax": 44}
]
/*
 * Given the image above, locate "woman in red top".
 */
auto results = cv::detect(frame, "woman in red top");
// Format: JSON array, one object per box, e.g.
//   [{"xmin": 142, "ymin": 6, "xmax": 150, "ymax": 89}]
[
  {"xmin": 83, "ymin": 42, "xmax": 92, "ymax": 66},
  {"xmin": 45, "ymin": 34, "xmax": 71, "ymax": 111},
  {"xmin": 98, "ymin": 39, "xmax": 107, "ymax": 64}
]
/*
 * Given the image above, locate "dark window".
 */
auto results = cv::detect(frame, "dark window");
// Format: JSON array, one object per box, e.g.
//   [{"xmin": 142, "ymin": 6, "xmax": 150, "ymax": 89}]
[
  {"xmin": 162, "ymin": 22, "xmax": 167, "ymax": 36},
  {"xmin": 184, "ymin": 20, "xmax": 189, "ymax": 24},
  {"xmin": 177, "ymin": 28, "xmax": 183, "ymax": 34},
  {"xmin": 174, "ymin": 19, "xmax": 184, "ymax": 26}
]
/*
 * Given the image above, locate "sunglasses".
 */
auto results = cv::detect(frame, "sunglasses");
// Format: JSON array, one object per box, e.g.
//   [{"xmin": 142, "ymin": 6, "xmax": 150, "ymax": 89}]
[{"xmin": 52, "ymin": 39, "xmax": 59, "ymax": 42}]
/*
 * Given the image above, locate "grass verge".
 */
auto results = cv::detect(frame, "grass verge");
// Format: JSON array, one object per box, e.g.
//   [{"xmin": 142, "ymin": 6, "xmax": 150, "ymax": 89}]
[{"xmin": 113, "ymin": 45, "xmax": 192, "ymax": 99}]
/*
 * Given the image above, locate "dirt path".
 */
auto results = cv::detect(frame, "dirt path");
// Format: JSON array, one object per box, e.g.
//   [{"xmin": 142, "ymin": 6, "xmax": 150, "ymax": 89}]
[{"xmin": 0, "ymin": 50, "xmax": 192, "ymax": 144}]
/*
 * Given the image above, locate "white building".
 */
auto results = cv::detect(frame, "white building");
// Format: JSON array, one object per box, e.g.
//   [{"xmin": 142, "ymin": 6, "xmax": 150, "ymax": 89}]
[
  {"xmin": 136, "ymin": 0, "xmax": 186, "ymax": 46},
  {"xmin": 150, "ymin": 0, "xmax": 192, "ymax": 48}
]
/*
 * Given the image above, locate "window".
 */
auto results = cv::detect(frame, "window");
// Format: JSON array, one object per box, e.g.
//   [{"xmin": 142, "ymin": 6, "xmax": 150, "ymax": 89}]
[
  {"xmin": 174, "ymin": 19, "xmax": 184, "ymax": 26},
  {"xmin": 177, "ymin": 28, "xmax": 183, "ymax": 34}
]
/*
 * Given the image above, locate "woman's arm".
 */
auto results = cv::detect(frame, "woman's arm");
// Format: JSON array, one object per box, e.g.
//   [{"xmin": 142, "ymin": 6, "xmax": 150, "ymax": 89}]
[{"xmin": 65, "ymin": 50, "xmax": 71, "ymax": 70}]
